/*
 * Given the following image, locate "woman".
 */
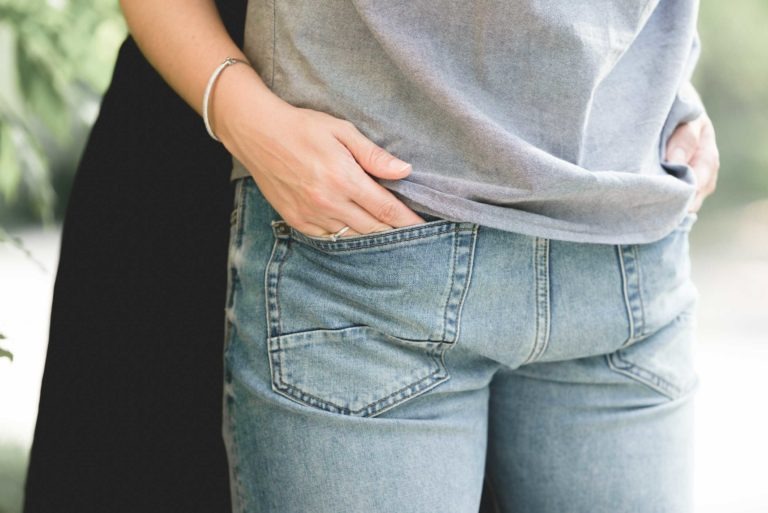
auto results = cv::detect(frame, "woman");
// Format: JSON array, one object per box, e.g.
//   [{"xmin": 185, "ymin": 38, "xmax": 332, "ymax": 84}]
[
  {"xmin": 121, "ymin": 1, "xmax": 719, "ymax": 512},
  {"xmin": 23, "ymin": 2, "xmax": 245, "ymax": 512}
]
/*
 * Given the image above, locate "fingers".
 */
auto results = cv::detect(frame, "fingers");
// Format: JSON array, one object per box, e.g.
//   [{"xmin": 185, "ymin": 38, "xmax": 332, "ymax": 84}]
[
  {"xmin": 291, "ymin": 201, "xmax": 395, "ymax": 238},
  {"xmin": 328, "ymin": 119, "xmax": 425, "ymax": 229},
  {"xmin": 347, "ymin": 174, "xmax": 426, "ymax": 227},
  {"xmin": 333, "ymin": 120, "xmax": 414, "ymax": 180},
  {"xmin": 666, "ymin": 116, "xmax": 703, "ymax": 164},
  {"xmin": 665, "ymin": 113, "xmax": 720, "ymax": 213},
  {"xmin": 288, "ymin": 194, "xmax": 424, "ymax": 239},
  {"xmin": 335, "ymin": 202, "xmax": 397, "ymax": 236},
  {"xmin": 288, "ymin": 220, "xmax": 334, "ymax": 238},
  {"xmin": 240, "ymin": 107, "xmax": 426, "ymax": 237},
  {"xmin": 687, "ymin": 118, "xmax": 720, "ymax": 213},
  {"xmin": 286, "ymin": 202, "xmax": 409, "ymax": 240}
]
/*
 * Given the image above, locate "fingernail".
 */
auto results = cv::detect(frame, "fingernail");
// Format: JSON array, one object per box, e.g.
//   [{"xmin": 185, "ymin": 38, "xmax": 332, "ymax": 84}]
[
  {"xmin": 388, "ymin": 159, "xmax": 411, "ymax": 173},
  {"xmin": 670, "ymin": 148, "xmax": 687, "ymax": 163}
]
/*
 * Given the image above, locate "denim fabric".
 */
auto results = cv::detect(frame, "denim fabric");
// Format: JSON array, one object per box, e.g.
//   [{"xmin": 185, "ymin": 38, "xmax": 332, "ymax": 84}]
[
  {"xmin": 223, "ymin": 177, "xmax": 699, "ymax": 513},
  {"xmin": 231, "ymin": 0, "xmax": 703, "ymax": 244}
]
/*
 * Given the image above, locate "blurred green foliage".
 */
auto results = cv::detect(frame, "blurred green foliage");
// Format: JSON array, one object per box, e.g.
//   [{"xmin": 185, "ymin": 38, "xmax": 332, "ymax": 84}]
[
  {"xmin": 0, "ymin": 444, "xmax": 25, "ymax": 513},
  {"xmin": 693, "ymin": 0, "xmax": 768, "ymax": 208},
  {"xmin": 0, "ymin": 333, "xmax": 11, "ymax": 360},
  {"xmin": 0, "ymin": 0, "xmax": 125, "ymax": 226}
]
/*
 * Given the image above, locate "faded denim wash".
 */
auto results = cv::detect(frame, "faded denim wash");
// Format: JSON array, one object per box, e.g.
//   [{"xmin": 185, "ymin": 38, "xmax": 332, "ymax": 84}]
[{"xmin": 223, "ymin": 177, "xmax": 699, "ymax": 513}]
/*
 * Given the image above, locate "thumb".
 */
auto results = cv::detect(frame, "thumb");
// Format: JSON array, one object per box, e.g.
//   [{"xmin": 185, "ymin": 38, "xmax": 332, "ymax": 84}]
[
  {"xmin": 665, "ymin": 119, "xmax": 701, "ymax": 165},
  {"xmin": 336, "ymin": 122, "xmax": 412, "ymax": 179}
]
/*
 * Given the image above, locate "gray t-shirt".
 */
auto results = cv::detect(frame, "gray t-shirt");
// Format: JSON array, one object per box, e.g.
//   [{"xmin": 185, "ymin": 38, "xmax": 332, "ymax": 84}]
[{"xmin": 230, "ymin": 0, "xmax": 703, "ymax": 244}]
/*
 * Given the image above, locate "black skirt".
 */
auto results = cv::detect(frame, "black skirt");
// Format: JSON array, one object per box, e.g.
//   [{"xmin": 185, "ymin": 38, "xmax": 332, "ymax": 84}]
[{"xmin": 23, "ymin": 2, "xmax": 246, "ymax": 512}]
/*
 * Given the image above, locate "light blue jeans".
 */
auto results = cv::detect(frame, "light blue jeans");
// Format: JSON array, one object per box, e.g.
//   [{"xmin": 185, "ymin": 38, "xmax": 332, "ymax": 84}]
[{"xmin": 223, "ymin": 177, "xmax": 699, "ymax": 513}]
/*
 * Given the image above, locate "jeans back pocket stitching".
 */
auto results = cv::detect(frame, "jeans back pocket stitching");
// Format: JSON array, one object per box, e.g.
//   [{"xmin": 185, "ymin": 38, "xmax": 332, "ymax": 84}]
[
  {"xmin": 440, "ymin": 227, "xmax": 461, "ymax": 342},
  {"xmin": 265, "ymin": 237, "xmax": 290, "ymax": 339},
  {"xmin": 268, "ymin": 333, "xmax": 450, "ymax": 417},
  {"xmin": 435, "ymin": 224, "xmax": 479, "ymax": 344},
  {"xmin": 449, "ymin": 224, "xmax": 479, "ymax": 345},
  {"xmin": 288, "ymin": 220, "xmax": 470, "ymax": 253},
  {"xmin": 617, "ymin": 244, "xmax": 646, "ymax": 347},
  {"xmin": 632, "ymin": 244, "xmax": 649, "ymax": 339},
  {"xmin": 269, "ymin": 222, "xmax": 479, "ymax": 341},
  {"xmin": 262, "ymin": 221, "xmax": 477, "ymax": 417},
  {"xmin": 523, "ymin": 237, "xmax": 552, "ymax": 365},
  {"xmin": 605, "ymin": 351, "xmax": 682, "ymax": 400}
]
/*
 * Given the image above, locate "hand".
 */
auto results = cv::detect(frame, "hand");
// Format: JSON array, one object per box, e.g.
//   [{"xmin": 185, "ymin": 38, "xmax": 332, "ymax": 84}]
[
  {"xmin": 213, "ymin": 68, "xmax": 424, "ymax": 238},
  {"xmin": 665, "ymin": 112, "xmax": 720, "ymax": 213}
]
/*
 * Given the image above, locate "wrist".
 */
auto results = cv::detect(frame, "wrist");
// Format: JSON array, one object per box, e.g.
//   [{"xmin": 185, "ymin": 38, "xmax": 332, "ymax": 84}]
[
  {"xmin": 208, "ymin": 63, "xmax": 288, "ymax": 145},
  {"xmin": 202, "ymin": 58, "xmax": 249, "ymax": 141}
]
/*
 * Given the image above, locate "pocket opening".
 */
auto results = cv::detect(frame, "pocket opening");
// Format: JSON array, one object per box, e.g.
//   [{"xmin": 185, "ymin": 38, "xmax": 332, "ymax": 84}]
[{"xmin": 286, "ymin": 218, "xmax": 464, "ymax": 252}]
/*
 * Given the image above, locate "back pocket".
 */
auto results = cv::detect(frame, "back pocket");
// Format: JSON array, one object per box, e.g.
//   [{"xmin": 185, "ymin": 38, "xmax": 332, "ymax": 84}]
[
  {"xmin": 269, "ymin": 326, "xmax": 452, "ymax": 417},
  {"xmin": 264, "ymin": 218, "xmax": 478, "ymax": 416},
  {"xmin": 606, "ymin": 308, "xmax": 699, "ymax": 401}
]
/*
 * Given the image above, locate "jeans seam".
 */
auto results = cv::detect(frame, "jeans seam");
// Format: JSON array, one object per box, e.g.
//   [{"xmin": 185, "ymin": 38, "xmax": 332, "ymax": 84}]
[
  {"xmin": 265, "ymin": 237, "xmax": 288, "ymax": 339},
  {"xmin": 224, "ymin": 180, "xmax": 247, "ymax": 357},
  {"xmin": 223, "ymin": 375, "xmax": 248, "ymax": 513},
  {"xmin": 439, "ymin": 227, "xmax": 459, "ymax": 342},
  {"xmin": 617, "ymin": 244, "xmax": 645, "ymax": 347},
  {"xmin": 451, "ymin": 224, "xmax": 479, "ymax": 345},
  {"xmin": 632, "ymin": 244, "xmax": 648, "ymax": 338},
  {"xmin": 288, "ymin": 220, "xmax": 465, "ymax": 252},
  {"xmin": 523, "ymin": 237, "xmax": 551, "ymax": 364},
  {"xmin": 606, "ymin": 306, "xmax": 698, "ymax": 401},
  {"xmin": 605, "ymin": 351, "xmax": 681, "ymax": 400}
]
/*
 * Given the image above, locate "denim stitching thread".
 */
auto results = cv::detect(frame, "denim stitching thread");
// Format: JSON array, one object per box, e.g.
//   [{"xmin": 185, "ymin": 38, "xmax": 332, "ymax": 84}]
[
  {"xmin": 269, "ymin": 337, "xmax": 449, "ymax": 417},
  {"xmin": 617, "ymin": 244, "xmax": 645, "ymax": 346},
  {"xmin": 266, "ymin": 218, "xmax": 469, "ymax": 417},
  {"xmin": 524, "ymin": 237, "xmax": 551, "ymax": 364},
  {"xmin": 440, "ymin": 226, "xmax": 460, "ymax": 342},
  {"xmin": 606, "ymin": 305, "xmax": 697, "ymax": 400},
  {"xmin": 606, "ymin": 352, "xmax": 681, "ymax": 399},
  {"xmin": 288, "ymin": 221, "xmax": 473, "ymax": 252},
  {"xmin": 626, "ymin": 245, "xmax": 644, "ymax": 338},
  {"xmin": 275, "ymin": 241, "xmax": 293, "ymax": 337},
  {"xmin": 632, "ymin": 244, "xmax": 648, "ymax": 338},
  {"xmin": 264, "ymin": 237, "xmax": 288, "ymax": 339},
  {"xmin": 451, "ymin": 224, "xmax": 479, "ymax": 345},
  {"xmin": 616, "ymin": 245, "xmax": 634, "ymax": 343}
]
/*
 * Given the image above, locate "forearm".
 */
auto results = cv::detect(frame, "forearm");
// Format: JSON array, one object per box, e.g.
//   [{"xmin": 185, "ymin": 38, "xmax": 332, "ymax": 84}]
[
  {"xmin": 118, "ymin": 0, "xmax": 281, "ymax": 137},
  {"xmin": 120, "ymin": 0, "xmax": 422, "ymax": 234}
]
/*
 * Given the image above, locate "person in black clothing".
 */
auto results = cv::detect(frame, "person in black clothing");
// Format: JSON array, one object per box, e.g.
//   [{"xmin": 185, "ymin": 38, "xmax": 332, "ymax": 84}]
[{"xmin": 22, "ymin": 2, "xmax": 245, "ymax": 511}]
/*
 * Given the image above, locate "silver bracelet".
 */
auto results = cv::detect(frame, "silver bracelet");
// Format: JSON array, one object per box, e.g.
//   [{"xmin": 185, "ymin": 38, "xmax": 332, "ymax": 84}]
[{"xmin": 202, "ymin": 57, "xmax": 249, "ymax": 142}]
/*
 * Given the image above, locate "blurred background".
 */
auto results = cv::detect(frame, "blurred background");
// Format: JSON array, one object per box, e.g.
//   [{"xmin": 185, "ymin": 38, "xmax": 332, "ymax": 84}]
[{"xmin": 0, "ymin": 1, "xmax": 766, "ymax": 512}]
